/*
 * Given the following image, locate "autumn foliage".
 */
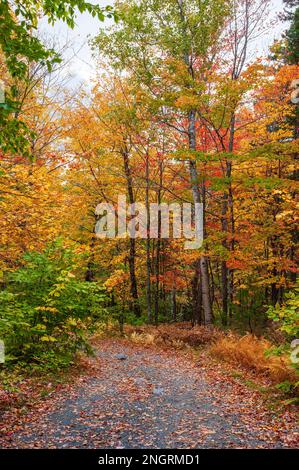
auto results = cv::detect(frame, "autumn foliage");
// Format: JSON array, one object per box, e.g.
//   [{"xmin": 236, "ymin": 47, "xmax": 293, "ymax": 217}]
[{"xmin": 0, "ymin": 0, "xmax": 298, "ymax": 389}]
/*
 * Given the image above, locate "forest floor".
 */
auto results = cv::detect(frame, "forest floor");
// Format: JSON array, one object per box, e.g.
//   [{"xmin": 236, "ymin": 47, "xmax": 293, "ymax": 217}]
[{"xmin": 0, "ymin": 338, "xmax": 298, "ymax": 449}]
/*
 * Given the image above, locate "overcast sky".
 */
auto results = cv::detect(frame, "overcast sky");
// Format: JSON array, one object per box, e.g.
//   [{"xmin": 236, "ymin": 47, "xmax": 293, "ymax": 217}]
[{"xmin": 39, "ymin": 0, "xmax": 288, "ymax": 87}]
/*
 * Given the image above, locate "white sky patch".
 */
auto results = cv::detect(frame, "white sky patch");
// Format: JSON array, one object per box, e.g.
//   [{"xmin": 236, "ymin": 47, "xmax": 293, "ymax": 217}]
[{"xmin": 39, "ymin": 0, "xmax": 113, "ymax": 87}]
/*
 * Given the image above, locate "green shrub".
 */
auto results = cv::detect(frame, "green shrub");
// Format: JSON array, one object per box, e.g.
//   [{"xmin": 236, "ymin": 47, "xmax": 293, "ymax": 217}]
[
  {"xmin": 267, "ymin": 282, "xmax": 299, "ymax": 338},
  {"xmin": 267, "ymin": 282, "xmax": 299, "ymax": 395},
  {"xmin": 0, "ymin": 242, "xmax": 108, "ymax": 370}
]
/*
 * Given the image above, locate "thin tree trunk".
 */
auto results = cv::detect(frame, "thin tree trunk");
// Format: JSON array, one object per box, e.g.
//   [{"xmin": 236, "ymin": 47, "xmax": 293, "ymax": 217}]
[
  {"xmin": 192, "ymin": 259, "xmax": 201, "ymax": 325},
  {"xmin": 122, "ymin": 148, "xmax": 141, "ymax": 317},
  {"xmin": 145, "ymin": 153, "xmax": 152, "ymax": 322},
  {"xmin": 154, "ymin": 157, "xmax": 163, "ymax": 325},
  {"xmin": 154, "ymin": 211, "xmax": 161, "ymax": 325},
  {"xmin": 221, "ymin": 112, "xmax": 235, "ymax": 324},
  {"xmin": 85, "ymin": 232, "xmax": 96, "ymax": 282},
  {"xmin": 172, "ymin": 287, "xmax": 177, "ymax": 322},
  {"xmin": 188, "ymin": 109, "xmax": 212, "ymax": 325}
]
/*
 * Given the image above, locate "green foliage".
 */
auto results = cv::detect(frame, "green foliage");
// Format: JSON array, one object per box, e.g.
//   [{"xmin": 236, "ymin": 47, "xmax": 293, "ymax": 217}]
[
  {"xmin": 275, "ymin": 380, "xmax": 299, "ymax": 401},
  {"xmin": 267, "ymin": 282, "xmax": 299, "ymax": 337},
  {"xmin": 276, "ymin": 379, "xmax": 298, "ymax": 394},
  {"xmin": 0, "ymin": 241, "xmax": 108, "ymax": 370},
  {"xmin": 282, "ymin": 2, "xmax": 299, "ymax": 65},
  {"xmin": 0, "ymin": 1, "xmax": 114, "ymax": 80},
  {"xmin": 124, "ymin": 310, "xmax": 148, "ymax": 326},
  {"xmin": 267, "ymin": 284, "xmax": 299, "ymax": 393},
  {"xmin": 93, "ymin": 0, "xmax": 230, "ymax": 89},
  {"xmin": 0, "ymin": 0, "xmax": 115, "ymax": 155},
  {"xmin": 0, "ymin": 111, "xmax": 35, "ymax": 157}
]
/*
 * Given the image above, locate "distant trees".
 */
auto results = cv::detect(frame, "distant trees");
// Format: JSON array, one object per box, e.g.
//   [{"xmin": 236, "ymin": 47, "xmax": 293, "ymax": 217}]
[
  {"xmin": 0, "ymin": 0, "xmax": 297, "ymax": 338},
  {"xmin": 281, "ymin": 0, "xmax": 299, "ymax": 64}
]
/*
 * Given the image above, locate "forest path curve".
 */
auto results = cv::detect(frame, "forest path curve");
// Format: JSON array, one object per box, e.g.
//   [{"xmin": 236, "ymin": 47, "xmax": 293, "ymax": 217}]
[{"xmin": 1, "ymin": 339, "xmax": 298, "ymax": 449}]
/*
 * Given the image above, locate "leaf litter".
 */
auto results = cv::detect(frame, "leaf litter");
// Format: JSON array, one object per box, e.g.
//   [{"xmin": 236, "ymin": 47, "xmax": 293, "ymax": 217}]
[{"xmin": 0, "ymin": 338, "xmax": 298, "ymax": 449}]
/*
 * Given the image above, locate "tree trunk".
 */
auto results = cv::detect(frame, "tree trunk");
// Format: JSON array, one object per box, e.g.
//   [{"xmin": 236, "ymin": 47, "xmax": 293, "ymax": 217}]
[
  {"xmin": 172, "ymin": 287, "xmax": 177, "ymax": 322},
  {"xmin": 85, "ymin": 234, "xmax": 96, "ymax": 282},
  {"xmin": 154, "ymin": 158, "xmax": 163, "ymax": 325},
  {"xmin": 122, "ymin": 148, "xmax": 141, "ymax": 317},
  {"xmin": 188, "ymin": 110, "xmax": 212, "ymax": 325},
  {"xmin": 145, "ymin": 153, "xmax": 152, "ymax": 322},
  {"xmin": 192, "ymin": 259, "xmax": 201, "ymax": 325},
  {"xmin": 221, "ymin": 112, "xmax": 235, "ymax": 324},
  {"xmin": 177, "ymin": 2, "xmax": 212, "ymax": 325}
]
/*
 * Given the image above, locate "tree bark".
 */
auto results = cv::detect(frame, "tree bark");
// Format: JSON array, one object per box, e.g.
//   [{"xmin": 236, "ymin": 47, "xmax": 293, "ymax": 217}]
[
  {"xmin": 177, "ymin": 0, "xmax": 212, "ymax": 325},
  {"xmin": 172, "ymin": 287, "xmax": 177, "ymax": 322},
  {"xmin": 145, "ymin": 153, "xmax": 152, "ymax": 322},
  {"xmin": 122, "ymin": 147, "xmax": 141, "ymax": 317},
  {"xmin": 188, "ymin": 110, "xmax": 212, "ymax": 325},
  {"xmin": 154, "ymin": 156, "xmax": 163, "ymax": 325}
]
